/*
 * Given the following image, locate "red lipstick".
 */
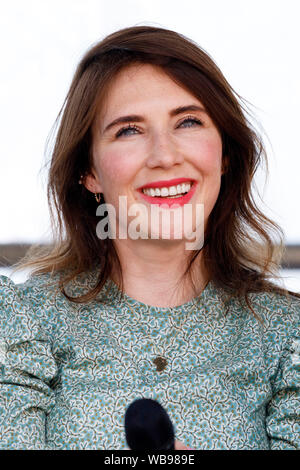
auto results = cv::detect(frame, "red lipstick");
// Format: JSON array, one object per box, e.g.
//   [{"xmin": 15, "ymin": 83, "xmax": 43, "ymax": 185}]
[
  {"xmin": 137, "ymin": 179, "xmax": 197, "ymax": 207},
  {"xmin": 138, "ymin": 177, "xmax": 194, "ymax": 190}
]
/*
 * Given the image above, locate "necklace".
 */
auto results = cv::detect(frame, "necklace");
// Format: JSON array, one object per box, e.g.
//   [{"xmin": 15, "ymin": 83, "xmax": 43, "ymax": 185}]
[
  {"xmin": 122, "ymin": 292, "xmax": 202, "ymax": 373},
  {"xmin": 152, "ymin": 356, "xmax": 168, "ymax": 372},
  {"xmin": 106, "ymin": 277, "xmax": 210, "ymax": 373}
]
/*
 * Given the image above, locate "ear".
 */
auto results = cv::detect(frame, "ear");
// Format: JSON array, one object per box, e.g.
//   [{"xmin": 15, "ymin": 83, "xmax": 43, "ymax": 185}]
[
  {"xmin": 82, "ymin": 170, "xmax": 103, "ymax": 194},
  {"xmin": 222, "ymin": 156, "xmax": 229, "ymax": 175}
]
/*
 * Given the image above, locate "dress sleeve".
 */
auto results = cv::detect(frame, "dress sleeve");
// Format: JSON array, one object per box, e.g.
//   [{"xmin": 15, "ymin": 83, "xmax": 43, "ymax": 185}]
[
  {"xmin": 0, "ymin": 275, "xmax": 58, "ymax": 449},
  {"xmin": 266, "ymin": 324, "xmax": 300, "ymax": 449}
]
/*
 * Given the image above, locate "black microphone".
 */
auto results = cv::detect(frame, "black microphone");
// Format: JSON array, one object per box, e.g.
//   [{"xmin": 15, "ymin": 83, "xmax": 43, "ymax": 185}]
[{"xmin": 124, "ymin": 398, "xmax": 175, "ymax": 450}]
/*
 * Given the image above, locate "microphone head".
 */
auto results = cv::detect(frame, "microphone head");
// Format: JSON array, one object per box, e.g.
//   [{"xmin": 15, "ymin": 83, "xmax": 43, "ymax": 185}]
[{"xmin": 124, "ymin": 398, "xmax": 175, "ymax": 450}]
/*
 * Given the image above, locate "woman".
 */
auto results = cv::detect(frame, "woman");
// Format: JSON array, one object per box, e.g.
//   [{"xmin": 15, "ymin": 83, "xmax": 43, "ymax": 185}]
[{"xmin": 0, "ymin": 26, "xmax": 299, "ymax": 450}]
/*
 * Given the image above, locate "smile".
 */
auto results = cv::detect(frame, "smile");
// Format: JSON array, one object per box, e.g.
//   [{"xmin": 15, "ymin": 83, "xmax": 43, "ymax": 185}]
[
  {"xmin": 137, "ymin": 179, "xmax": 197, "ymax": 207},
  {"xmin": 142, "ymin": 182, "xmax": 192, "ymax": 198}
]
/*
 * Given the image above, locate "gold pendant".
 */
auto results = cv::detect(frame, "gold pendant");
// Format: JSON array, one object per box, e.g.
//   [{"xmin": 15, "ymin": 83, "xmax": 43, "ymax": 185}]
[{"xmin": 153, "ymin": 356, "xmax": 168, "ymax": 372}]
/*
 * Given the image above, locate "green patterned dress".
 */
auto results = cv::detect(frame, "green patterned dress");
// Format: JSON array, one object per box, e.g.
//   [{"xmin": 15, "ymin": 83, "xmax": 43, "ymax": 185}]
[{"xmin": 0, "ymin": 268, "xmax": 299, "ymax": 449}]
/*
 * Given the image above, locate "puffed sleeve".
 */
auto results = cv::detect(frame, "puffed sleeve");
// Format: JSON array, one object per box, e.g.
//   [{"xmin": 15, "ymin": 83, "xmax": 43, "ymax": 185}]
[
  {"xmin": 0, "ymin": 275, "xmax": 58, "ymax": 449},
  {"xmin": 266, "ymin": 321, "xmax": 300, "ymax": 449}
]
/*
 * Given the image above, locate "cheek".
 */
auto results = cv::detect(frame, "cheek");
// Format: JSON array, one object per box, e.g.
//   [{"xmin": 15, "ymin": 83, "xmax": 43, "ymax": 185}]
[
  {"xmin": 96, "ymin": 149, "xmax": 138, "ymax": 189},
  {"xmin": 187, "ymin": 133, "xmax": 223, "ymax": 172}
]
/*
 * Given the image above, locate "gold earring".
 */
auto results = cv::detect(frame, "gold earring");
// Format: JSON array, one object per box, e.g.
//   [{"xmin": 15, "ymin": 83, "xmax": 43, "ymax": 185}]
[{"xmin": 94, "ymin": 193, "xmax": 101, "ymax": 203}]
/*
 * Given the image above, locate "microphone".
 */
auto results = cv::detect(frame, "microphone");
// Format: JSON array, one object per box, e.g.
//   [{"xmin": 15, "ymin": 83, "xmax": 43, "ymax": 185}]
[{"xmin": 124, "ymin": 398, "xmax": 175, "ymax": 450}]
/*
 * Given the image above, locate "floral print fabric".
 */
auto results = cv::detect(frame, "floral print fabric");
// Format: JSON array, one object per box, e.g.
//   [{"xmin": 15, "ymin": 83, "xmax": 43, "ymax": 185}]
[{"xmin": 0, "ymin": 269, "xmax": 299, "ymax": 449}]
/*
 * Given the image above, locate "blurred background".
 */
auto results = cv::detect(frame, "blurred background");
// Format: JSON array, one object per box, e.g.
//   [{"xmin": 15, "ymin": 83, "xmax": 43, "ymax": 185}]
[{"xmin": 0, "ymin": 0, "xmax": 299, "ymax": 290}]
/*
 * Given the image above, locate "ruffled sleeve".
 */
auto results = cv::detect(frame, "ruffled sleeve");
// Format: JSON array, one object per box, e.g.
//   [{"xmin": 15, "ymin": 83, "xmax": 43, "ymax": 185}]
[
  {"xmin": 265, "ymin": 304, "xmax": 300, "ymax": 449},
  {"xmin": 0, "ymin": 275, "xmax": 58, "ymax": 449}
]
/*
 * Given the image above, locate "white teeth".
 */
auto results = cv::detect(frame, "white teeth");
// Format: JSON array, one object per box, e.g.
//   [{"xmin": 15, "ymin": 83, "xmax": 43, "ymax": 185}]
[
  {"xmin": 142, "ymin": 182, "xmax": 192, "ymax": 197},
  {"xmin": 169, "ymin": 186, "xmax": 177, "ymax": 196}
]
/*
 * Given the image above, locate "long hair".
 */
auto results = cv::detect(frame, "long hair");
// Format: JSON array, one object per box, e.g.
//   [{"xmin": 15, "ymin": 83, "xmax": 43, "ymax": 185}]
[{"xmin": 13, "ymin": 25, "xmax": 299, "ymax": 313}]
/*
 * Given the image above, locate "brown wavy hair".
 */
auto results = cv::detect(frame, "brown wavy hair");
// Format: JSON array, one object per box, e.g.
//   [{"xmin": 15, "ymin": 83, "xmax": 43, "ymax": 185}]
[{"xmin": 14, "ymin": 25, "xmax": 299, "ymax": 314}]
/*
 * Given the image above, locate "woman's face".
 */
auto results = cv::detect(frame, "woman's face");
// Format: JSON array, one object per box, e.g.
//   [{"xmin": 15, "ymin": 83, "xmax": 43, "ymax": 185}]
[{"xmin": 85, "ymin": 63, "xmax": 224, "ymax": 246}]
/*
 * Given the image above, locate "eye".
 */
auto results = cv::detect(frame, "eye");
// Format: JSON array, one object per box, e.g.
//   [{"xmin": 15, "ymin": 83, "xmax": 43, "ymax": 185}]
[
  {"xmin": 115, "ymin": 124, "xmax": 140, "ymax": 138},
  {"xmin": 178, "ymin": 116, "xmax": 203, "ymax": 128},
  {"xmin": 115, "ymin": 116, "xmax": 203, "ymax": 139}
]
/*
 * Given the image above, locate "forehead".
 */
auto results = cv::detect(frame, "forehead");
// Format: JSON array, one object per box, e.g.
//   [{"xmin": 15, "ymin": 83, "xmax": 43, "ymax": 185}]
[{"xmin": 98, "ymin": 63, "xmax": 198, "ymax": 117}]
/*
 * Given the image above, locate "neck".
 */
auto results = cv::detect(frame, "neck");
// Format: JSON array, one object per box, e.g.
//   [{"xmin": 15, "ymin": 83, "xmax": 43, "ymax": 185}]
[{"xmin": 110, "ymin": 239, "xmax": 208, "ymax": 308}]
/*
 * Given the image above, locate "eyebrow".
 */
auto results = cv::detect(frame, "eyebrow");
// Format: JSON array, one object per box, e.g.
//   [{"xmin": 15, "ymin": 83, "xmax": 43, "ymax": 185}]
[{"xmin": 103, "ymin": 104, "xmax": 207, "ymax": 134}]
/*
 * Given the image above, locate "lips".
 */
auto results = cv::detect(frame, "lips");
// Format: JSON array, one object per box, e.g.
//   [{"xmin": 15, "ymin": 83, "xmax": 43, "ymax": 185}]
[
  {"xmin": 137, "ymin": 180, "xmax": 197, "ymax": 207},
  {"xmin": 138, "ymin": 177, "xmax": 195, "ymax": 190}
]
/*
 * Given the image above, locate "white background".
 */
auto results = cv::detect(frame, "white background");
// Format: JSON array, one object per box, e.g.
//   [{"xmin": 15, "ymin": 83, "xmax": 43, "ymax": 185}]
[{"xmin": 0, "ymin": 0, "xmax": 299, "ymax": 290}]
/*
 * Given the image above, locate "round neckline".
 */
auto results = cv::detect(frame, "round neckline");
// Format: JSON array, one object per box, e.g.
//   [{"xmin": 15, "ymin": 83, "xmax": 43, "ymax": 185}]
[{"xmin": 104, "ymin": 277, "xmax": 213, "ymax": 313}]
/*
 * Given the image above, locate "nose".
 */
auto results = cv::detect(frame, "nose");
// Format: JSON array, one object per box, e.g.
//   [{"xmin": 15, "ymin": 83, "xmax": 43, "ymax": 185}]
[{"xmin": 146, "ymin": 131, "xmax": 184, "ymax": 169}]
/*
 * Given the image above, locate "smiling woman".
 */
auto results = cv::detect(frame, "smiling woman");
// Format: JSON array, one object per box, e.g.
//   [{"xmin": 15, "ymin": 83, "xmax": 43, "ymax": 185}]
[
  {"xmin": 0, "ymin": 26, "xmax": 299, "ymax": 450},
  {"xmin": 83, "ymin": 63, "xmax": 223, "ymax": 264}
]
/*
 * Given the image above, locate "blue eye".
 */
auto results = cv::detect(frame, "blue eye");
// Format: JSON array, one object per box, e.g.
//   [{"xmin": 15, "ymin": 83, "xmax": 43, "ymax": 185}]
[
  {"xmin": 115, "ymin": 117, "xmax": 202, "ymax": 138},
  {"xmin": 179, "ymin": 117, "xmax": 203, "ymax": 128},
  {"xmin": 116, "ymin": 125, "xmax": 139, "ymax": 138}
]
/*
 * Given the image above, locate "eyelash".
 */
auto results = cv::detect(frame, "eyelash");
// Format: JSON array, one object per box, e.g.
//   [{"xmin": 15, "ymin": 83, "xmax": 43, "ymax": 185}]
[{"xmin": 115, "ymin": 116, "xmax": 203, "ymax": 138}]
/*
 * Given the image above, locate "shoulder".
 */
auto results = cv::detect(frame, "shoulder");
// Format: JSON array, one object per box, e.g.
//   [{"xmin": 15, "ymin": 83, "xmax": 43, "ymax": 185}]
[
  {"xmin": 212, "ymin": 281, "xmax": 299, "ymax": 325},
  {"xmin": 249, "ymin": 289, "xmax": 300, "ymax": 391},
  {"xmin": 0, "ymin": 272, "xmax": 71, "ymax": 341},
  {"xmin": 222, "ymin": 285, "xmax": 299, "ymax": 347},
  {"xmin": 248, "ymin": 289, "xmax": 299, "ymax": 357},
  {"xmin": 220, "ymin": 286, "xmax": 300, "ymax": 370},
  {"xmin": 249, "ymin": 288, "xmax": 300, "ymax": 327},
  {"xmin": 0, "ymin": 266, "xmax": 105, "ymax": 326},
  {"xmin": 0, "ymin": 271, "xmax": 61, "ymax": 310}
]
